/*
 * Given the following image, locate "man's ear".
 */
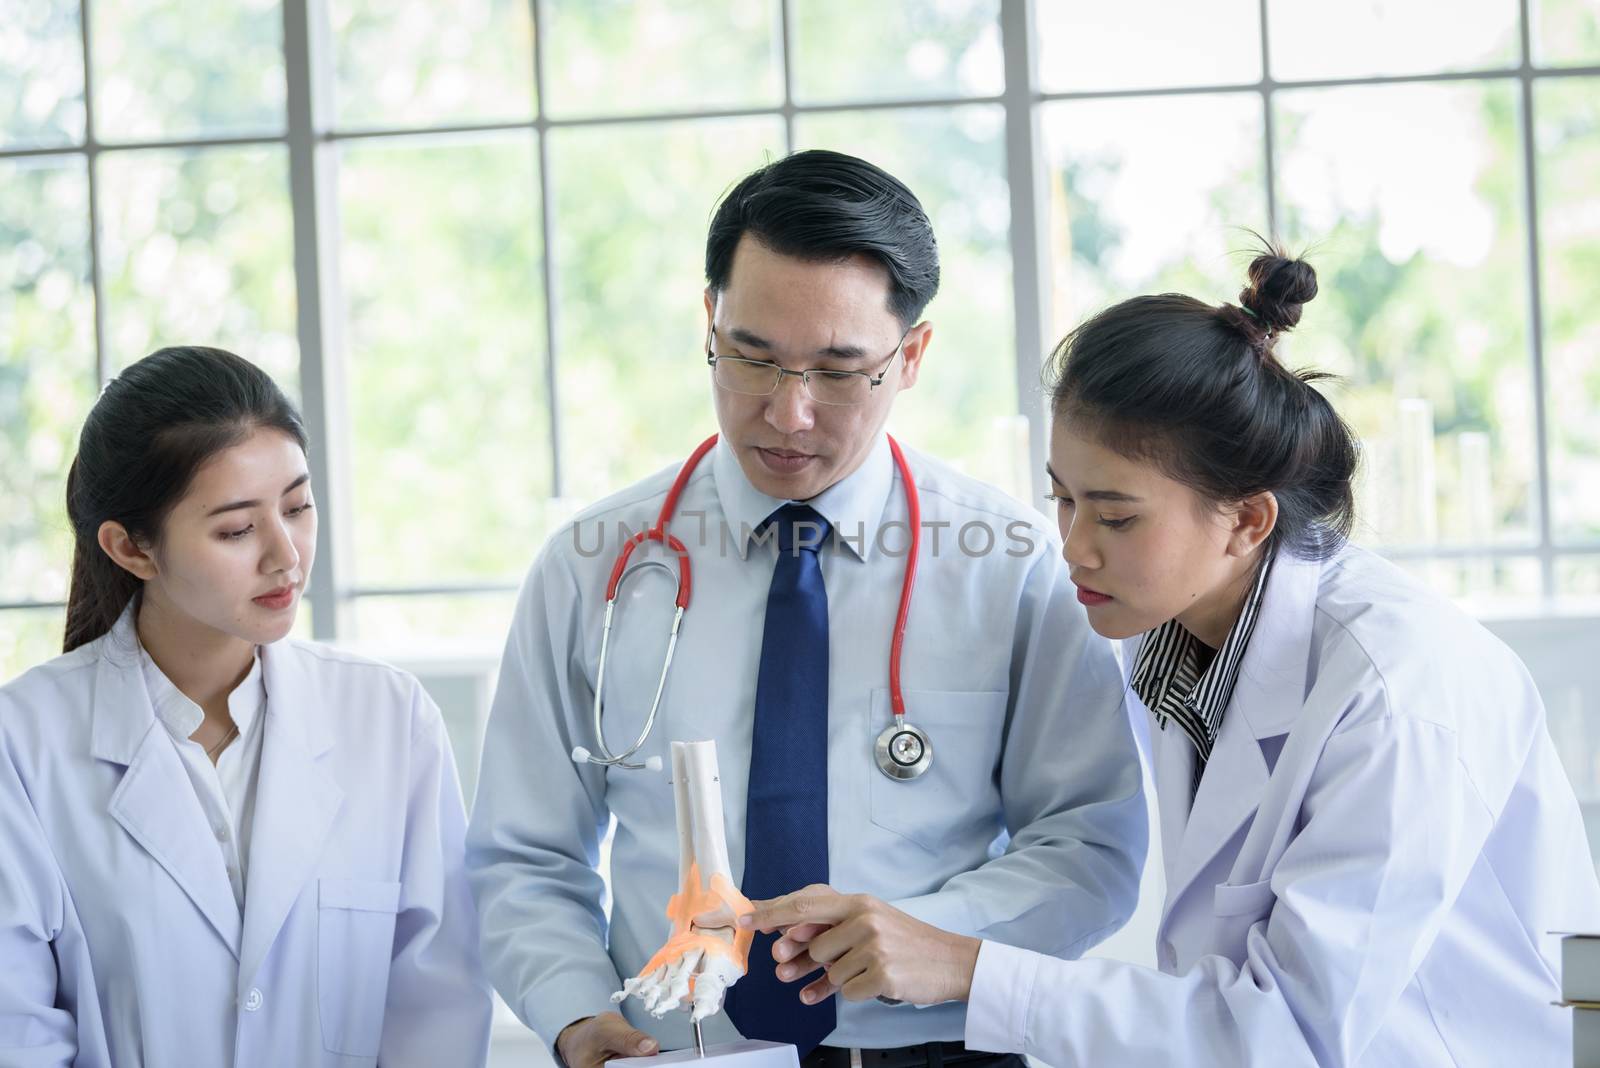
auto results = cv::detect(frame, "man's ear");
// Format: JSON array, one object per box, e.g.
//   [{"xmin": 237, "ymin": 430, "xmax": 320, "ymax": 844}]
[
  {"xmin": 898, "ymin": 321, "xmax": 933, "ymax": 391},
  {"xmin": 1226, "ymin": 491, "xmax": 1278, "ymax": 558},
  {"xmin": 97, "ymin": 520, "xmax": 159, "ymax": 581}
]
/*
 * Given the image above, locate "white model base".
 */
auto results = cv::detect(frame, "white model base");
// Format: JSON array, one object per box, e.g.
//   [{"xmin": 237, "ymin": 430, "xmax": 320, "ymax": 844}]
[{"xmin": 612, "ymin": 1040, "xmax": 800, "ymax": 1068}]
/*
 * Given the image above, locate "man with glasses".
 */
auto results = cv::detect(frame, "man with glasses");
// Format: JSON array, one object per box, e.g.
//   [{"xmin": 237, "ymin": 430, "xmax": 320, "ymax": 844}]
[{"xmin": 467, "ymin": 150, "xmax": 1145, "ymax": 1068}]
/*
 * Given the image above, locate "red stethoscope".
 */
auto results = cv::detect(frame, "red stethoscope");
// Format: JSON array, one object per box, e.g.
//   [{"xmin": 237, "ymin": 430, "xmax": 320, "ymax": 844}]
[{"xmin": 569, "ymin": 432, "xmax": 932, "ymax": 781}]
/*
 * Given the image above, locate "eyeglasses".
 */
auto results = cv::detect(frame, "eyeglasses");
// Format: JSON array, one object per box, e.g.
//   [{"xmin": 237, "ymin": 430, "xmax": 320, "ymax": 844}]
[{"xmin": 705, "ymin": 324, "xmax": 910, "ymax": 407}]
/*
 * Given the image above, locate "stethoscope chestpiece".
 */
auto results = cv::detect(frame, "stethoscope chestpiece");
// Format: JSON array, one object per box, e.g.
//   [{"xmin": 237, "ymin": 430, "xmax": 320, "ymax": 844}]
[{"xmin": 874, "ymin": 719, "xmax": 933, "ymax": 781}]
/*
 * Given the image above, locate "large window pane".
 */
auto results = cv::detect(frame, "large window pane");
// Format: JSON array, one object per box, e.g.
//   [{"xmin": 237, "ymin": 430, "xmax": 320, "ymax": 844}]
[
  {"xmin": 550, "ymin": 117, "xmax": 784, "ymax": 503},
  {"xmin": 791, "ymin": 0, "xmax": 1001, "ymax": 105},
  {"xmin": 330, "ymin": 0, "xmax": 534, "ymax": 128},
  {"xmin": 795, "ymin": 106, "xmax": 1020, "ymax": 495},
  {"xmin": 339, "ymin": 134, "xmax": 551, "ymax": 587},
  {"xmin": 97, "ymin": 146, "xmax": 298, "ymax": 393},
  {"xmin": 0, "ymin": 607, "xmax": 67, "ymax": 685},
  {"xmin": 1558, "ymin": 557, "xmax": 1600, "ymax": 600},
  {"xmin": 1, "ymin": 0, "xmax": 86, "ymax": 148},
  {"xmin": 0, "ymin": 158, "xmax": 94, "ymax": 607},
  {"xmin": 1042, "ymin": 93, "xmax": 1267, "ymax": 329},
  {"xmin": 1399, "ymin": 554, "xmax": 1541, "ymax": 610},
  {"xmin": 1276, "ymin": 82, "xmax": 1532, "ymax": 550},
  {"xmin": 1037, "ymin": 0, "xmax": 1259, "ymax": 92},
  {"xmin": 1, "ymin": 157, "xmax": 95, "ymax": 604},
  {"xmin": 543, "ymin": 0, "xmax": 780, "ymax": 118},
  {"xmin": 1268, "ymin": 0, "xmax": 1519, "ymax": 80},
  {"xmin": 90, "ymin": 0, "xmax": 285, "ymax": 140},
  {"xmin": 1534, "ymin": 0, "xmax": 1600, "ymax": 66},
  {"xmin": 1537, "ymin": 77, "xmax": 1600, "ymax": 544}
]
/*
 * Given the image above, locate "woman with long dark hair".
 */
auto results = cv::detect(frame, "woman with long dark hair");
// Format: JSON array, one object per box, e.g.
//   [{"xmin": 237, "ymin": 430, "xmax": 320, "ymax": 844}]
[
  {"xmin": 739, "ymin": 250, "xmax": 1600, "ymax": 1065},
  {"xmin": 0, "ymin": 346, "xmax": 492, "ymax": 1067}
]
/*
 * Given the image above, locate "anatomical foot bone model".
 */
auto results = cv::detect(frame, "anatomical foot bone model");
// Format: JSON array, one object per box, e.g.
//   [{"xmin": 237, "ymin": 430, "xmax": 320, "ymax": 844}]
[{"xmin": 613, "ymin": 740, "xmax": 754, "ymax": 1022}]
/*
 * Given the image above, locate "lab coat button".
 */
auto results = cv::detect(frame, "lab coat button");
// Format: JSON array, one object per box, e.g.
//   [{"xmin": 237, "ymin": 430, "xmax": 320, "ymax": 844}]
[
  {"xmin": 243, "ymin": 988, "xmax": 263, "ymax": 1012},
  {"xmin": 215, "ymin": 824, "xmax": 228, "ymax": 841}
]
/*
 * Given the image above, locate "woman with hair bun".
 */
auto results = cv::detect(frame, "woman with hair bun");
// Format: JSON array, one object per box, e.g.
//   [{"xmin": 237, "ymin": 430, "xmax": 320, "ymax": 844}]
[
  {"xmin": 739, "ymin": 250, "xmax": 1600, "ymax": 1065},
  {"xmin": 0, "ymin": 347, "xmax": 492, "ymax": 1066}
]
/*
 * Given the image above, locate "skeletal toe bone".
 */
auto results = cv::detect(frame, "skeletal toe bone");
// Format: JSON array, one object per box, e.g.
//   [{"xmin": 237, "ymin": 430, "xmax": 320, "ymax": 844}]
[{"xmin": 691, "ymin": 953, "xmax": 743, "ymax": 1021}]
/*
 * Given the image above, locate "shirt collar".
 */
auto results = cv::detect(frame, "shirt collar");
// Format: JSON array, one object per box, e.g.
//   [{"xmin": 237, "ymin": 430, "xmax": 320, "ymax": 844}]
[
  {"xmin": 711, "ymin": 432, "xmax": 896, "ymax": 562},
  {"xmin": 139, "ymin": 642, "xmax": 265, "ymax": 744}
]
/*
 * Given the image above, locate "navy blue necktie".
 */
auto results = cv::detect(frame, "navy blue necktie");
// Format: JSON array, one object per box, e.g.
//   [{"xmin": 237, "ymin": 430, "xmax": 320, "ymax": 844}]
[{"xmin": 724, "ymin": 504, "xmax": 836, "ymax": 1054}]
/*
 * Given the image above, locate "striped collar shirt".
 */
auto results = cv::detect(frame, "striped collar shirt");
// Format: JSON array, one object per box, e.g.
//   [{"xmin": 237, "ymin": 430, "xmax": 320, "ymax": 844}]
[{"xmin": 1129, "ymin": 554, "xmax": 1274, "ymax": 780}]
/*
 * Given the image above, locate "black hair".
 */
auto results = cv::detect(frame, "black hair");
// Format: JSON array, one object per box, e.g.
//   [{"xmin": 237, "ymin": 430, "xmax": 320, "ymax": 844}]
[
  {"xmin": 63, "ymin": 346, "xmax": 308, "ymax": 652},
  {"xmin": 1046, "ymin": 245, "xmax": 1357, "ymax": 560},
  {"xmin": 705, "ymin": 149, "xmax": 940, "ymax": 327}
]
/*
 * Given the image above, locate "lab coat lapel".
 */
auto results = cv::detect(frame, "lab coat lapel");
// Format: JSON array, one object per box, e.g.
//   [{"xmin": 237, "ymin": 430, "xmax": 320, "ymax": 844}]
[
  {"xmin": 1159, "ymin": 549, "xmax": 1323, "ymax": 922},
  {"xmin": 95, "ymin": 650, "xmax": 244, "ymax": 958},
  {"xmin": 239, "ymin": 642, "xmax": 343, "ymax": 989},
  {"xmin": 1161, "ymin": 691, "xmax": 1270, "ymax": 921},
  {"xmin": 1148, "ymin": 714, "xmax": 1197, "ymax": 893},
  {"xmin": 1124, "ymin": 633, "xmax": 1196, "ymax": 894}
]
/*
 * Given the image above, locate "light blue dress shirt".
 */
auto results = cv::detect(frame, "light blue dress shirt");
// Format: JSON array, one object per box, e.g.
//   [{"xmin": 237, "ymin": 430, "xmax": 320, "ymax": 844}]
[{"xmin": 466, "ymin": 433, "xmax": 1147, "ymax": 1051}]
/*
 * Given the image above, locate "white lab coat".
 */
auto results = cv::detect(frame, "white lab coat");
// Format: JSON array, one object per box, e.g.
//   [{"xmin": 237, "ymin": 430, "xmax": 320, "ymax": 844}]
[
  {"xmin": 0, "ymin": 610, "xmax": 494, "ymax": 1068},
  {"xmin": 966, "ymin": 545, "xmax": 1600, "ymax": 1066}
]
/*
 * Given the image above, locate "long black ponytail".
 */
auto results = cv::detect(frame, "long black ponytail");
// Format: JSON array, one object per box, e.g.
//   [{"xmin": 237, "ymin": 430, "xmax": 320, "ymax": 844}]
[{"xmin": 63, "ymin": 346, "xmax": 307, "ymax": 651}]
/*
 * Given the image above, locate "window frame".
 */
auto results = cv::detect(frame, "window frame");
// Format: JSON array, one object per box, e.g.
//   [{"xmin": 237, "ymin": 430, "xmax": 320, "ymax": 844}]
[{"xmin": 4, "ymin": 0, "xmax": 1600, "ymax": 639}]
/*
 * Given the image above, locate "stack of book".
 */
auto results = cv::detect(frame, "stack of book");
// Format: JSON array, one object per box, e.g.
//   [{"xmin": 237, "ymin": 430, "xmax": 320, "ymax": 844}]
[{"xmin": 1564, "ymin": 933, "xmax": 1600, "ymax": 1067}]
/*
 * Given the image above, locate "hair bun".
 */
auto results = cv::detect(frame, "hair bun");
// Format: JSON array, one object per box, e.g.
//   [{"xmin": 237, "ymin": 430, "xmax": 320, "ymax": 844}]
[{"xmin": 1239, "ymin": 249, "xmax": 1317, "ymax": 334}]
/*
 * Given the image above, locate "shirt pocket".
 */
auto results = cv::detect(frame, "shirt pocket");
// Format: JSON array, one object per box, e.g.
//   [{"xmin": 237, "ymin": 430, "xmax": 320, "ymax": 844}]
[
  {"xmin": 318, "ymin": 878, "xmax": 402, "ymax": 1057},
  {"xmin": 867, "ymin": 688, "xmax": 1008, "ymax": 852},
  {"xmin": 1211, "ymin": 876, "xmax": 1276, "ymax": 955}
]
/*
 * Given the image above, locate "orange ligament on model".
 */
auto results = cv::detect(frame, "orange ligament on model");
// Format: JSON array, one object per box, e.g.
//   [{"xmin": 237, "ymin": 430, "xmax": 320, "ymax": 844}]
[{"xmin": 636, "ymin": 861, "xmax": 754, "ymax": 988}]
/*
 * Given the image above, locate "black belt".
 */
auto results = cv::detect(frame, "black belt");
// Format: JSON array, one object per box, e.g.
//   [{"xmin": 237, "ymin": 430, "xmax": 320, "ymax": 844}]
[{"xmin": 801, "ymin": 1041, "xmax": 990, "ymax": 1068}]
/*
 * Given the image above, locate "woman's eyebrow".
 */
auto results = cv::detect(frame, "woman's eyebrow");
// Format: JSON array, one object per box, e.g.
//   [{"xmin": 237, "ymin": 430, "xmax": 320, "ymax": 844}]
[
  {"xmin": 204, "ymin": 472, "xmax": 311, "ymax": 517},
  {"xmin": 1042, "ymin": 464, "xmax": 1142, "ymax": 502}
]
